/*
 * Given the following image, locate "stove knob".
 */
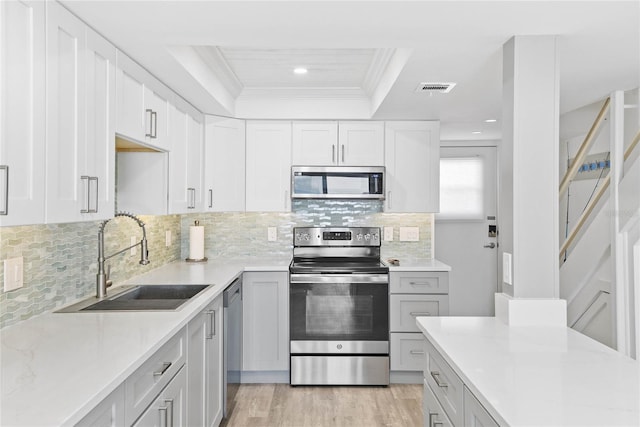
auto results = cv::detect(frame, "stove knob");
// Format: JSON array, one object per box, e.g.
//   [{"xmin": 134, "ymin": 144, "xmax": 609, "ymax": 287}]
[
  {"xmin": 304, "ymin": 234, "xmax": 310, "ymax": 241},
  {"xmin": 357, "ymin": 234, "xmax": 363, "ymax": 240},
  {"xmin": 372, "ymin": 233, "xmax": 378, "ymax": 241},
  {"xmin": 364, "ymin": 233, "xmax": 371, "ymax": 241}
]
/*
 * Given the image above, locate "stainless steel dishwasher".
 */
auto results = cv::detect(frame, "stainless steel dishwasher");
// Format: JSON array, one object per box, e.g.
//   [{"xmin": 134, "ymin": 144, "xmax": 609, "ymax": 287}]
[{"xmin": 223, "ymin": 276, "xmax": 242, "ymax": 419}]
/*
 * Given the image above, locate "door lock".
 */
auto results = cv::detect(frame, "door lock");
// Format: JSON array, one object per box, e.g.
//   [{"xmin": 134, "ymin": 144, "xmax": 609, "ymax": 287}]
[{"xmin": 483, "ymin": 242, "xmax": 496, "ymax": 249}]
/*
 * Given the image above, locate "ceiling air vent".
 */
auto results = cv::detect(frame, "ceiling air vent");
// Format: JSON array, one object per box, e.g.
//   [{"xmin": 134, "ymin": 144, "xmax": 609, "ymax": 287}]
[{"xmin": 415, "ymin": 82, "xmax": 456, "ymax": 93}]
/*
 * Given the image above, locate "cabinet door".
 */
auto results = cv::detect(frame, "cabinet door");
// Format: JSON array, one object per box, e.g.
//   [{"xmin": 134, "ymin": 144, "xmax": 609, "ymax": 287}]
[
  {"xmin": 0, "ymin": 0, "xmax": 46, "ymax": 226},
  {"xmin": 84, "ymin": 27, "xmax": 116, "ymax": 221},
  {"xmin": 186, "ymin": 113, "xmax": 204, "ymax": 211},
  {"xmin": 338, "ymin": 121, "xmax": 385, "ymax": 166},
  {"xmin": 390, "ymin": 333, "xmax": 426, "ymax": 371},
  {"xmin": 243, "ymin": 272, "xmax": 289, "ymax": 371},
  {"xmin": 168, "ymin": 105, "xmax": 189, "ymax": 213},
  {"xmin": 204, "ymin": 116, "xmax": 246, "ymax": 211},
  {"xmin": 45, "ymin": 1, "xmax": 86, "ymax": 223},
  {"xmin": 385, "ymin": 121, "xmax": 440, "ymax": 212},
  {"xmin": 132, "ymin": 367, "xmax": 187, "ymax": 427},
  {"xmin": 144, "ymin": 86, "xmax": 171, "ymax": 150},
  {"xmin": 292, "ymin": 121, "xmax": 337, "ymax": 165},
  {"xmin": 245, "ymin": 121, "xmax": 292, "ymax": 212},
  {"xmin": 75, "ymin": 384, "xmax": 125, "ymax": 427},
  {"xmin": 187, "ymin": 297, "xmax": 223, "ymax": 427},
  {"xmin": 463, "ymin": 386, "xmax": 499, "ymax": 427},
  {"xmin": 115, "ymin": 53, "xmax": 145, "ymax": 142}
]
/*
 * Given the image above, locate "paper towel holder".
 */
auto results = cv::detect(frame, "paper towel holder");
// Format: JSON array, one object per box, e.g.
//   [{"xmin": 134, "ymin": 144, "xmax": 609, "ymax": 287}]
[{"xmin": 186, "ymin": 220, "xmax": 208, "ymax": 263}]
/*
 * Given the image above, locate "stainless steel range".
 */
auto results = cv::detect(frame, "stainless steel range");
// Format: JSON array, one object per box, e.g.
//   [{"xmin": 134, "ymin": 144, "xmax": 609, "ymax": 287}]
[{"xmin": 289, "ymin": 226, "xmax": 389, "ymax": 386}]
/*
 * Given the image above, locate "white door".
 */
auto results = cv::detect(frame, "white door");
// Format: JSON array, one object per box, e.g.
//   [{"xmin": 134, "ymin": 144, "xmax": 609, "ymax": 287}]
[{"xmin": 435, "ymin": 145, "xmax": 498, "ymax": 316}]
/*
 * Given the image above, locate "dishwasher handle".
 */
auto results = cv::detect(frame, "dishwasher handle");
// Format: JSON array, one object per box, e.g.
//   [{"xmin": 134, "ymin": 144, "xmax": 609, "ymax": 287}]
[{"xmin": 223, "ymin": 277, "xmax": 242, "ymax": 307}]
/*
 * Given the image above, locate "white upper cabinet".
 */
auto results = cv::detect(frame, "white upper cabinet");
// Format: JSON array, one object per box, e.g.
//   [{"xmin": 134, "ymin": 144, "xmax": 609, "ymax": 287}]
[
  {"xmin": 338, "ymin": 121, "xmax": 385, "ymax": 166},
  {"xmin": 169, "ymin": 101, "xmax": 204, "ymax": 214},
  {"xmin": 0, "ymin": 0, "xmax": 46, "ymax": 226},
  {"xmin": 291, "ymin": 121, "xmax": 338, "ymax": 165},
  {"xmin": 45, "ymin": 2, "xmax": 115, "ymax": 223},
  {"xmin": 246, "ymin": 121, "xmax": 292, "ymax": 212},
  {"xmin": 291, "ymin": 121, "xmax": 384, "ymax": 166},
  {"xmin": 385, "ymin": 121, "xmax": 440, "ymax": 213},
  {"xmin": 115, "ymin": 52, "xmax": 171, "ymax": 151},
  {"xmin": 203, "ymin": 116, "xmax": 246, "ymax": 212}
]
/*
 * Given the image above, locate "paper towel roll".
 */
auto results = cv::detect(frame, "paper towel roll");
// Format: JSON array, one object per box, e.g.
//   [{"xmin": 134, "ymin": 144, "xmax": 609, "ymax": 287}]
[{"xmin": 189, "ymin": 225, "xmax": 205, "ymax": 260}]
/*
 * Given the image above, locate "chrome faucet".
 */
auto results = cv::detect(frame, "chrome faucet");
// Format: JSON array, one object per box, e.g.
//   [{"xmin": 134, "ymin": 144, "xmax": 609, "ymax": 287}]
[{"xmin": 96, "ymin": 212, "xmax": 150, "ymax": 298}]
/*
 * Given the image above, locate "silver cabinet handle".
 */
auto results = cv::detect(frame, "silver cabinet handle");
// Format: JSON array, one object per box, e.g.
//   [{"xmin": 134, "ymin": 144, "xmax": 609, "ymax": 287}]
[
  {"xmin": 164, "ymin": 399, "xmax": 174, "ymax": 427},
  {"xmin": 205, "ymin": 309, "xmax": 215, "ymax": 339},
  {"xmin": 410, "ymin": 311, "xmax": 431, "ymax": 317},
  {"xmin": 159, "ymin": 406, "xmax": 168, "ymax": 427},
  {"xmin": 430, "ymin": 371, "xmax": 448, "ymax": 388},
  {"xmin": 341, "ymin": 144, "xmax": 345, "ymax": 163},
  {"xmin": 153, "ymin": 362, "xmax": 172, "ymax": 377},
  {"xmin": 409, "ymin": 281, "xmax": 431, "ymax": 286},
  {"xmin": 409, "ymin": 350, "xmax": 425, "ymax": 355},
  {"xmin": 0, "ymin": 165, "xmax": 8, "ymax": 215},
  {"xmin": 145, "ymin": 109, "xmax": 153, "ymax": 138},
  {"xmin": 332, "ymin": 144, "xmax": 336, "ymax": 163},
  {"xmin": 89, "ymin": 176, "xmax": 99, "ymax": 213},
  {"xmin": 80, "ymin": 176, "xmax": 99, "ymax": 213},
  {"xmin": 484, "ymin": 242, "xmax": 496, "ymax": 249},
  {"xmin": 208, "ymin": 189, "xmax": 213, "ymax": 208},
  {"xmin": 187, "ymin": 188, "xmax": 195, "ymax": 209},
  {"xmin": 151, "ymin": 111, "xmax": 158, "ymax": 139}
]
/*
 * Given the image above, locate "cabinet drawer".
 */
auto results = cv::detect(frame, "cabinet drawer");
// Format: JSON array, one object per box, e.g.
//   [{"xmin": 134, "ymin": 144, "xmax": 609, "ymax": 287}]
[
  {"xmin": 125, "ymin": 327, "xmax": 187, "ymax": 425},
  {"xmin": 423, "ymin": 379, "xmax": 454, "ymax": 427},
  {"xmin": 390, "ymin": 295, "xmax": 449, "ymax": 332},
  {"xmin": 390, "ymin": 333, "xmax": 426, "ymax": 371},
  {"xmin": 390, "ymin": 272, "xmax": 449, "ymax": 294},
  {"xmin": 425, "ymin": 340, "xmax": 463, "ymax": 426}
]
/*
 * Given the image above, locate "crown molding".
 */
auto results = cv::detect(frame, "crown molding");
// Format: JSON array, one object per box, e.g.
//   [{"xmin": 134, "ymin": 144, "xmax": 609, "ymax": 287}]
[
  {"xmin": 240, "ymin": 87, "xmax": 368, "ymax": 100},
  {"xmin": 362, "ymin": 48, "xmax": 397, "ymax": 97},
  {"xmin": 193, "ymin": 46, "xmax": 244, "ymax": 98}
]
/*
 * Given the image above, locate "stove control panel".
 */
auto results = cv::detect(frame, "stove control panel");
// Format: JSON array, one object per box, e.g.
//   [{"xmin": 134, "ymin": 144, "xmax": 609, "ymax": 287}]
[{"xmin": 294, "ymin": 227, "xmax": 381, "ymax": 246}]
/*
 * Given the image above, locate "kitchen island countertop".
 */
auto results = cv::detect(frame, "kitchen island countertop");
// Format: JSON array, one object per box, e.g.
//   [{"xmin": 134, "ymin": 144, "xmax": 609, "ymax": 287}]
[{"xmin": 417, "ymin": 316, "xmax": 640, "ymax": 426}]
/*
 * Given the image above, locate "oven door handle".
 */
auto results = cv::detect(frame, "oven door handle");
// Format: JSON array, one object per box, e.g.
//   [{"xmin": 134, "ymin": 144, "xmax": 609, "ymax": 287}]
[{"xmin": 290, "ymin": 274, "xmax": 388, "ymax": 284}]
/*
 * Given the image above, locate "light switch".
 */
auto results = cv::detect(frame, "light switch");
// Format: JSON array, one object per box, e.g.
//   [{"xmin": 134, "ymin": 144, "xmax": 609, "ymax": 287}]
[
  {"xmin": 503, "ymin": 252, "xmax": 513, "ymax": 285},
  {"xmin": 384, "ymin": 227, "xmax": 394, "ymax": 241},
  {"xmin": 399, "ymin": 227, "xmax": 419, "ymax": 242},
  {"xmin": 268, "ymin": 227, "xmax": 277, "ymax": 242},
  {"xmin": 4, "ymin": 256, "xmax": 24, "ymax": 292}
]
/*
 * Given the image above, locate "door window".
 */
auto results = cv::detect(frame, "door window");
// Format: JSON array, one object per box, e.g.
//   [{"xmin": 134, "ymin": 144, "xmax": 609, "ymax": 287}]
[{"xmin": 438, "ymin": 157, "xmax": 484, "ymax": 220}]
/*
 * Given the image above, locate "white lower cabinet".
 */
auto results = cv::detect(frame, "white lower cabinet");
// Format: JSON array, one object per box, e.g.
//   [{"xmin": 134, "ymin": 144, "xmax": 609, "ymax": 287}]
[
  {"xmin": 75, "ymin": 384, "xmax": 125, "ymax": 427},
  {"xmin": 423, "ymin": 339, "xmax": 498, "ymax": 427},
  {"xmin": 132, "ymin": 367, "xmax": 187, "ymax": 427},
  {"xmin": 187, "ymin": 296, "xmax": 223, "ymax": 427},
  {"xmin": 242, "ymin": 272, "xmax": 289, "ymax": 373}
]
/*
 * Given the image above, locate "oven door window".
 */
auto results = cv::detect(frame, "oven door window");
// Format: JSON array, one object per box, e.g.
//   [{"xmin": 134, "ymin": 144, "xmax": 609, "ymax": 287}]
[{"xmin": 290, "ymin": 282, "xmax": 388, "ymax": 341}]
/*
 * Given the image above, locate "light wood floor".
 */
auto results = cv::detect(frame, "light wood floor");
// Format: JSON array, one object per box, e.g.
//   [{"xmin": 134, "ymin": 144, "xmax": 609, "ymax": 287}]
[{"xmin": 220, "ymin": 383, "xmax": 423, "ymax": 427}]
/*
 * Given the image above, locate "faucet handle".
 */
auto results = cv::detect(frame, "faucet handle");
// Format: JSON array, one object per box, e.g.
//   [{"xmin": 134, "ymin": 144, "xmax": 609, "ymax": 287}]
[{"xmin": 106, "ymin": 264, "xmax": 113, "ymax": 288}]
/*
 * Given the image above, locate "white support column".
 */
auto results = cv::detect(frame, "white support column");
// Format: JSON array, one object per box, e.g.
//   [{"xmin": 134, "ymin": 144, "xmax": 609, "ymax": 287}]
[
  {"xmin": 496, "ymin": 35, "xmax": 566, "ymax": 326},
  {"xmin": 610, "ymin": 90, "xmax": 630, "ymax": 355}
]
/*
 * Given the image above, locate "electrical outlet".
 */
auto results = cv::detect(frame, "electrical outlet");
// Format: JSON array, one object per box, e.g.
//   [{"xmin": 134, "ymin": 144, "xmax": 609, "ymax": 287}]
[
  {"xmin": 130, "ymin": 236, "xmax": 137, "ymax": 256},
  {"xmin": 384, "ymin": 227, "xmax": 394, "ymax": 241},
  {"xmin": 268, "ymin": 227, "xmax": 277, "ymax": 242},
  {"xmin": 165, "ymin": 230, "xmax": 172, "ymax": 247},
  {"xmin": 399, "ymin": 227, "xmax": 420, "ymax": 242},
  {"xmin": 4, "ymin": 256, "xmax": 24, "ymax": 292}
]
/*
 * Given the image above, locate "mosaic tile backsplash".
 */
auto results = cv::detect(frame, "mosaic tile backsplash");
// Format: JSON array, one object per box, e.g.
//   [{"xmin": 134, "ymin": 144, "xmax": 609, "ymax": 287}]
[
  {"xmin": 1, "ymin": 201, "xmax": 432, "ymax": 329},
  {"xmin": 0, "ymin": 215, "xmax": 181, "ymax": 329},
  {"xmin": 180, "ymin": 200, "xmax": 433, "ymax": 261}
]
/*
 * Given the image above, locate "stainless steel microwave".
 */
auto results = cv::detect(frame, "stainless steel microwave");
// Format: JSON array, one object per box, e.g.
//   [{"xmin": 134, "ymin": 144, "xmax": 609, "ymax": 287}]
[{"xmin": 291, "ymin": 166, "xmax": 385, "ymax": 200}]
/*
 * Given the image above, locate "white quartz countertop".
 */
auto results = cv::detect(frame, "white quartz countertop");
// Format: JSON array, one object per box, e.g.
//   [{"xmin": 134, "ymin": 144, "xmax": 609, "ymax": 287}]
[
  {"xmin": 386, "ymin": 258, "xmax": 451, "ymax": 271},
  {"xmin": 0, "ymin": 258, "xmax": 290, "ymax": 426},
  {"xmin": 417, "ymin": 317, "xmax": 640, "ymax": 426}
]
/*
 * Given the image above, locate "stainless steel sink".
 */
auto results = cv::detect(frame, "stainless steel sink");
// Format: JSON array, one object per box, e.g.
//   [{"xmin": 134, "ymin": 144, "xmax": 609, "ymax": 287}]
[{"xmin": 56, "ymin": 284, "xmax": 211, "ymax": 312}]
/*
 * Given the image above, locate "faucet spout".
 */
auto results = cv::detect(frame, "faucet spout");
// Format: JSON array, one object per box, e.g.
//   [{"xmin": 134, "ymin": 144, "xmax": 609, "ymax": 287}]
[{"xmin": 96, "ymin": 212, "xmax": 150, "ymax": 298}]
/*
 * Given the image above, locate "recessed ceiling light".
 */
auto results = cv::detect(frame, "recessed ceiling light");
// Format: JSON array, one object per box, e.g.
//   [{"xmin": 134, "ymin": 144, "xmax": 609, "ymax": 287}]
[
  {"xmin": 472, "ymin": 131, "xmax": 482, "ymax": 134},
  {"xmin": 484, "ymin": 119, "xmax": 497, "ymax": 123},
  {"xmin": 293, "ymin": 67, "xmax": 308, "ymax": 74}
]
